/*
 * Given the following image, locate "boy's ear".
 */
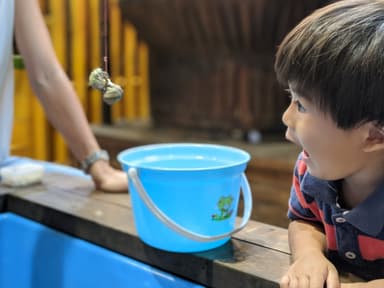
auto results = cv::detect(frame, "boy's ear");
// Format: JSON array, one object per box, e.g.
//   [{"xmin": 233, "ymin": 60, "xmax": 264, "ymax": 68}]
[{"xmin": 362, "ymin": 123, "xmax": 384, "ymax": 152}]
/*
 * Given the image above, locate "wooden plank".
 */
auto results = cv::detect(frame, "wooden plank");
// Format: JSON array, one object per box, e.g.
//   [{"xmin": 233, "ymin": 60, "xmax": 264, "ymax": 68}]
[
  {"xmin": 234, "ymin": 220, "xmax": 290, "ymax": 254},
  {"xmin": 2, "ymin": 175, "xmax": 288, "ymax": 287},
  {"xmin": 0, "ymin": 170, "xmax": 364, "ymax": 285}
]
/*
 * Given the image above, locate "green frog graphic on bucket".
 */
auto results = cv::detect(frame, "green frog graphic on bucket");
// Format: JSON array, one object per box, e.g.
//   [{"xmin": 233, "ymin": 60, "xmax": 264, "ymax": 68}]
[{"xmin": 212, "ymin": 195, "xmax": 234, "ymax": 221}]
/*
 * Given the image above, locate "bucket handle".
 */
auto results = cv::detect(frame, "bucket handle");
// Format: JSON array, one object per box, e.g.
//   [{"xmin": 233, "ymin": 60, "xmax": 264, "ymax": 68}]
[{"xmin": 128, "ymin": 168, "xmax": 253, "ymax": 242}]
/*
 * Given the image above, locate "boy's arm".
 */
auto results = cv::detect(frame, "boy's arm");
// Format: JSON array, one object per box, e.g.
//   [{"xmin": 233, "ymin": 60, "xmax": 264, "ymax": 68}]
[
  {"xmin": 342, "ymin": 279, "xmax": 384, "ymax": 287},
  {"xmin": 288, "ymin": 220, "xmax": 326, "ymax": 261},
  {"xmin": 280, "ymin": 220, "xmax": 340, "ymax": 288}
]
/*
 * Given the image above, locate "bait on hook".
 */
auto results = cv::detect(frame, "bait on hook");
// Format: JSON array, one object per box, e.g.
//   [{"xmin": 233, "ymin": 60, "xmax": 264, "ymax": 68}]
[
  {"xmin": 88, "ymin": 0, "xmax": 123, "ymax": 105},
  {"xmin": 88, "ymin": 68, "xmax": 123, "ymax": 105}
]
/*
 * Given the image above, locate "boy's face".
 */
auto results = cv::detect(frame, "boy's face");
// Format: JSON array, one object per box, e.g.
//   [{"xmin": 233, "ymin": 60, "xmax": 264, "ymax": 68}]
[{"xmin": 282, "ymin": 86, "xmax": 369, "ymax": 180}]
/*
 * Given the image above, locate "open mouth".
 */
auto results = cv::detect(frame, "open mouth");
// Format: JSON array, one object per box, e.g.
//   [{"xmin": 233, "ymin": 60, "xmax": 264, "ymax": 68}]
[{"xmin": 303, "ymin": 150, "xmax": 310, "ymax": 160}]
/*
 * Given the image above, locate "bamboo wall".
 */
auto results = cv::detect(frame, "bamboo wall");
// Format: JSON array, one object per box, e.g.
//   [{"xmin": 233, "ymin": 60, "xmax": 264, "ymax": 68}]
[
  {"xmin": 12, "ymin": 56, "xmax": 48, "ymax": 160},
  {"xmin": 11, "ymin": 0, "xmax": 149, "ymax": 163},
  {"xmin": 12, "ymin": 0, "xmax": 333, "ymax": 163},
  {"xmin": 119, "ymin": 0, "xmax": 331, "ymax": 133}
]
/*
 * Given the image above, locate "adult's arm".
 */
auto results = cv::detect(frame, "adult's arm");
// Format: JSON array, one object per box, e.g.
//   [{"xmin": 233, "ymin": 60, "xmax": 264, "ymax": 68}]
[{"xmin": 14, "ymin": 0, "xmax": 127, "ymax": 192}]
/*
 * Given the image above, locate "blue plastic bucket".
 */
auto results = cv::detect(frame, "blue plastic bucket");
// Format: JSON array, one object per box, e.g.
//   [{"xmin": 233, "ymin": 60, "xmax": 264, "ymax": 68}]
[{"xmin": 118, "ymin": 143, "xmax": 252, "ymax": 252}]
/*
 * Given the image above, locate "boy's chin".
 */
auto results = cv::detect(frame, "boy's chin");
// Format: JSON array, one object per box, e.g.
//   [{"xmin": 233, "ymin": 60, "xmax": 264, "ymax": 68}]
[{"xmin": 307, "ymin": 166, "xmax": 340, "ymax": 181}]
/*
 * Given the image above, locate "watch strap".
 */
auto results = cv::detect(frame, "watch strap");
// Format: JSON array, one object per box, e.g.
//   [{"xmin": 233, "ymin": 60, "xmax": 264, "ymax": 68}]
[{"xmin": 80, "ymin": 150, "xmax": 110, "ymax": 173}]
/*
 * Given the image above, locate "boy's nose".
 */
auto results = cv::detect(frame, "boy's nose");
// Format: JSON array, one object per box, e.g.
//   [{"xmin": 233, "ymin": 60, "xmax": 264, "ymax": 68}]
[{"xmin": 282, "ymin": 103, "xmax": 294, "ymax": 128}]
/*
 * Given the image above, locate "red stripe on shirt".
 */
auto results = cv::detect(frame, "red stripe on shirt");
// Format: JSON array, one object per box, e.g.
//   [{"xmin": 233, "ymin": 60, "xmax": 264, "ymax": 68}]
[
  {"xmin": 324, "ymin": 223, "xmax": 337, "ymax": 250},
  {"xmin": 297, "ymin": 159, "xmax": 306, "ymax": 176},
  {"xmin": 358, "ymin": 235, "xmax": 384, "ymax": 261},
  {"xmin": 294, "ymin": 175, "xmax": 322, "ymax": 221},
  {"xmin": 319, "ymin": 209, "xmax": 337, "ymax": 250},
  {"xmin": 288, "ymin": 203, "xmax": 319, "ymax": 221}
]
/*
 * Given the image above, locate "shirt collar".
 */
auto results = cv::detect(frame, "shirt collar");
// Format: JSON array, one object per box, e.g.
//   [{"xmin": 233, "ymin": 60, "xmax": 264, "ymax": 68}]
[
  {"xmin": 344, "ymin": 183, "xmax": 384, "ymax": 236},
  {"xmin": 301, "ymin": 172, "xmax": 384, "ymax": 236},
  {"xmin": 300, "ymin": 172, "xmax": 338, "ymax": 204}
]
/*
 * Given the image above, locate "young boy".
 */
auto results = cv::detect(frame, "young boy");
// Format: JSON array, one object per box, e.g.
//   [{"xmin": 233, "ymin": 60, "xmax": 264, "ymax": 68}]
[{"xmin": 275, "ymin": 0, "xmax": 384, "ymax": 287}]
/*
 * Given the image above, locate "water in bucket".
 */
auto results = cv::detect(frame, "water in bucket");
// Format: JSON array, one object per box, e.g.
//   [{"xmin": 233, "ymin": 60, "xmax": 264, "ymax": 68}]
[{"xmin": 118, "ymin": 143, "xmax": 252, "ymax": 253}]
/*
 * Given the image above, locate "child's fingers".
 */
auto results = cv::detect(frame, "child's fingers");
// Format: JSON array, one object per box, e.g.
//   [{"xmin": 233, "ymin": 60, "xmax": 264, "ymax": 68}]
[
  {"xmin": 326, "ymin": 268, "xmax": 341, "ymax": 288},
  {"xmin": 280, "ymin": 275, "xmax": 290, "ymax": 287},
  {"xmin": 310, "ymin": 274, "xmax": 327, "ymax": 288}
]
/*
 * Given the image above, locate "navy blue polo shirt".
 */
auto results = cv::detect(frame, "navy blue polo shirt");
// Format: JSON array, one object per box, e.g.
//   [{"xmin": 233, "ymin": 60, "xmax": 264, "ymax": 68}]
[{"xmin": 288, "ymin": 153, "xmax": 384, "ymax": 280}]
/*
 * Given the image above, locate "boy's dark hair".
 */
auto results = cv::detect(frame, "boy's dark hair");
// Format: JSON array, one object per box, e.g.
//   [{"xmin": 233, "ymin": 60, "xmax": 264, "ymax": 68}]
[{"xmin": 275, "ymin": 0, "xmax": 384, "ymax": 129}]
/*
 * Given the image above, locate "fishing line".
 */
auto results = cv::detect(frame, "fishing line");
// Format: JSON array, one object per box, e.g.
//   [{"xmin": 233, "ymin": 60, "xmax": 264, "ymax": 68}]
[{"xmin": 88, "ymin": 0, "xmax": 123, "ymax": 105}]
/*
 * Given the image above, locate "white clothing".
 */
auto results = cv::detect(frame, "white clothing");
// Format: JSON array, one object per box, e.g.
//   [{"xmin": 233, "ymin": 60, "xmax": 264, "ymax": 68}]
[
  {"xmin": 0, "ymin": 0, "xmax": 15, "ymax": 164},
  {"xmin": 0, "ymin": 0, "xmax": 88, "ymax": 178}
]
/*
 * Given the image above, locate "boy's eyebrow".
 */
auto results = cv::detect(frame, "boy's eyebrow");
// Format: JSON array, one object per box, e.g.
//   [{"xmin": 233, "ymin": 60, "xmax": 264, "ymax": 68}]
[
  {"xmin": 287, "ymin": 83, "xmax": 298, "ymax": 92},
  {"xmin": 285, "ymin": 88, "xmax": 301, "ymax": 100}
]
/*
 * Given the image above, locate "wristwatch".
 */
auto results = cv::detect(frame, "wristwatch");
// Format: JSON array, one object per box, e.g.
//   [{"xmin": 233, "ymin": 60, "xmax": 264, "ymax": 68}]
[{"xmin": 80, "ymin": 150, "xmax": 110, "ymax": 173}]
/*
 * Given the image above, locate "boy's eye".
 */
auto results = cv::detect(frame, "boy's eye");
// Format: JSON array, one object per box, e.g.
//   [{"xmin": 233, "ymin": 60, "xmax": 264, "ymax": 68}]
[
  {"xmin": 285, "ymin": 88, "xmax": 306, "ymax": 112},
  {"xmin": 294, "ymin": 100, "xmax": 306, "ymax": 112}
]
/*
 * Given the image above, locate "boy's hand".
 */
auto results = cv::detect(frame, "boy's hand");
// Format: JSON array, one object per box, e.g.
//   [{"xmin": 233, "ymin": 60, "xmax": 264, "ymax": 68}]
[{"xmin": 280, "ymin": 250, "xmax": 340, "ymax": 288}]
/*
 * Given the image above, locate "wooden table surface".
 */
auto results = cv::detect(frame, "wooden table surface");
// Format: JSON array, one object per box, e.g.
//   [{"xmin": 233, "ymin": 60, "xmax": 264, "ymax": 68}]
[{"xmin": 0, "ymin": 173, "xmax": 360, "ymax": 287}]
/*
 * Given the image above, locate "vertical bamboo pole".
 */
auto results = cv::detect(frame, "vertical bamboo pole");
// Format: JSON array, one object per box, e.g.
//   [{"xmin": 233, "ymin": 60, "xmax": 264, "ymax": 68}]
[
  {"xmin": 138, "ymin": 41, "xmax": 150, "ymax": 121},
  {"xmin": 12, "ymin": 56, "xmax": 48, "ymax": 159},
  {"xmin": 123, "ymin": 22, "xmax": 137, "ymax": 120},
  {"xmin": 12, "ymin": 68, "xmax": 30, "ymax": 157},
  {"xmin": 31, "ymin": 99, "xmax": 48, "ymax": 160},
  {"xmin": 109, "ymin": 0, "xmax": 123, "ymax": 123},
  {"xmin": 69, "ymin": 0, "xmax": 88, "ymax": 109},
  {"xmin": 88, "ymin": 0, "xmax": 103, "ymax": 124},
  {"xmin": 14, "ymin": 2, "xmax": 49, "ymax": 160},
  {"xmin": 49, "ymin": 0, "xmax": 68, "ymax": 163}
]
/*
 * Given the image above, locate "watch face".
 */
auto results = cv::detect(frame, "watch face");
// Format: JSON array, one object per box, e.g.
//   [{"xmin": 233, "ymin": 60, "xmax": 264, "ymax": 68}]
[{"xmin": 81, "ymin": 150, "xmax": 109, "ymax": 172}]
